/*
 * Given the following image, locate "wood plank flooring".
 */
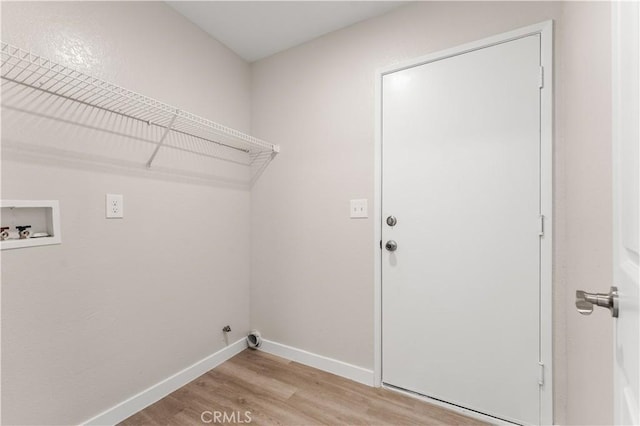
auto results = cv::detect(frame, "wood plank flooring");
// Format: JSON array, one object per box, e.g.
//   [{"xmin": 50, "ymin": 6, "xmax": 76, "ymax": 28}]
[{"xmin": 120, "ymin": 349, "xmax": 487, "ymax": 425}]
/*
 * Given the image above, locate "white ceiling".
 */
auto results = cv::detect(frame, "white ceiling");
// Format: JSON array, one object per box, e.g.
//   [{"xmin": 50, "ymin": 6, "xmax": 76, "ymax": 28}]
[{"xmin": 167, "ymin": 1, "xmax": 406, "ymax": 62}]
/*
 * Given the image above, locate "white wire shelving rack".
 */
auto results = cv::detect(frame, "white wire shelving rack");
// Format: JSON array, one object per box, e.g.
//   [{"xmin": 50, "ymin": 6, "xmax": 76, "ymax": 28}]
[{"xmin": 0, "ymin": 42, "xmax": 280, "ymax": 169}]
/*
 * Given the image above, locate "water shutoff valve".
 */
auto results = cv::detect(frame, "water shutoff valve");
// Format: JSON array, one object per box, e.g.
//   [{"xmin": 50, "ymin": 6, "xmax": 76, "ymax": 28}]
[{"xmin": 16, "ymin": 225, "xmax": 31, "ymax": 239}]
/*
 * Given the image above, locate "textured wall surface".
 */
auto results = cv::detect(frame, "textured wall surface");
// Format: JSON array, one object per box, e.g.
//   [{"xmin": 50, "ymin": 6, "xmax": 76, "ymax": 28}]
[
  {"xmin": 1, "ymin": 1, "xmax": 615, "ymax": 425},
  {"xmin": 250, "ymin": 2, "xmax": 612, "ymax": 424},
  {"xmin": 1, "ymin": 2, "xmax": 252, "ymax": 424}
]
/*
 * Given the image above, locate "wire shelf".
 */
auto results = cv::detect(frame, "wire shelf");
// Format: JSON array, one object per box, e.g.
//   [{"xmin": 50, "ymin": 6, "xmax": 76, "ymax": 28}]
[{"xmin": 0, "ymin": 41, "xmax": 280, "ymax": 168}]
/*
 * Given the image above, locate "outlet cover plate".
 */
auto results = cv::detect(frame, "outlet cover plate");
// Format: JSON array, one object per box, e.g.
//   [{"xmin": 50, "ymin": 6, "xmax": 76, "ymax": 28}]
[
  {"xmin": 106, "ymin": 194, "xmax": 124, "ymax": 219},
  {"xmin": 350, "ymin": 199, "xmax": 368, "ymax": 218}
]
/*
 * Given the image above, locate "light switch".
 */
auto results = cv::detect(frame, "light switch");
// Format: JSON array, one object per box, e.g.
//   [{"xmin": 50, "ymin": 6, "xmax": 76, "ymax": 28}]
[{"xmin": 350, "ymin": 199, "xmax": 368, "ymax": 218}]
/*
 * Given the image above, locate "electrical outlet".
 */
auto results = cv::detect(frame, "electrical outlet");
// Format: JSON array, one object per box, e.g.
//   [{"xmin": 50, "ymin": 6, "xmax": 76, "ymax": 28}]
[
  {"xmin": 106, "ymin": 194, "xmax": 124, "ymax": 219},
  {"xmin": 350, "ymin": 199, "xmax": 368, "ymax": 218}
]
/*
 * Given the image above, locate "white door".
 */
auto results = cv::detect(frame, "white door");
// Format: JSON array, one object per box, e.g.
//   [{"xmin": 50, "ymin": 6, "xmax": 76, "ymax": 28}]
[
  {"xmin": 381, "ymin": 35, "xmax": 543, "ymax": 424},
  {"xmin": 612, "ymin": 1, "xmax": 640, "ymax": 424}
]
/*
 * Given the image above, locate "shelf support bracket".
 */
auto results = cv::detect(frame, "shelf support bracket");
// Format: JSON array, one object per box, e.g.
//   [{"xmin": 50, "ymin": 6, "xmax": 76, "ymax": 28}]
[{"xmin": 146, "ymin": 111, "xmax": 179, "ymax": 168}]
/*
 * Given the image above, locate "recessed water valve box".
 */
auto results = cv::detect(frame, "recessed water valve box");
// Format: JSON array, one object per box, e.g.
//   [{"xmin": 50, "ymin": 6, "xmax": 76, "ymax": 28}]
[{"xmin": 1, "ymin": 200, "xmax": 61, "ymax": 250}]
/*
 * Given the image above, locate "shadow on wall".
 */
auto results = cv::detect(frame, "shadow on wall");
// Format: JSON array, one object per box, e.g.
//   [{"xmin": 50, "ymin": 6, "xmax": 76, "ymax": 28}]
[{"xmin": 1, "ymin": 46, "xmax": 276, "ymax": 189}]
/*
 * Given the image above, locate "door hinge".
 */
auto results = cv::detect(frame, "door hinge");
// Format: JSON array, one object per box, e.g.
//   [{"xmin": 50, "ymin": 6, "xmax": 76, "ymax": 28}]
[
  {"xmin": 380, "ymin": 240, "xmax": 382, "ymax": 249},
  {"xmin": 538, "ymin": 66, "xmax": 544, "ymax": 89},
  {"xmin": 538, "ymin": 215, "xmax": 545, "ymax": 237},
  {"xmin": 538, "ymin": 362, "xmax": 545, "ymax": 386}
]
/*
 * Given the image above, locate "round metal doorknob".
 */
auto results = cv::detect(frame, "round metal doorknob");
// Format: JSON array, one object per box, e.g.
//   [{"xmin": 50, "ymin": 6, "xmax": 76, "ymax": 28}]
[{"xmin": 385, "ymin": 240, "xmax": 398, "ymax": 252}]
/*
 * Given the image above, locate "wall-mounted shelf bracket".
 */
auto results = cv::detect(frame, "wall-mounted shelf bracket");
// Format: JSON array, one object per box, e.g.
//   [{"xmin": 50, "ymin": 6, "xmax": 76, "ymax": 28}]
[{"xmin": 146, "ymin": 111, "xmax": 179, "ymax": 168}]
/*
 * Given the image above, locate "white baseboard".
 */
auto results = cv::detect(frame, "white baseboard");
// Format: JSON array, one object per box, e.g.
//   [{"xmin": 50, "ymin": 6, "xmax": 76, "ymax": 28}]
[
  {"xmin": 259, "ymin": 339, "xmax": 374, "ymax": 387},
  {"xmin": 83, "ymin": 338, "xmax": 247, "ymax": 426}
]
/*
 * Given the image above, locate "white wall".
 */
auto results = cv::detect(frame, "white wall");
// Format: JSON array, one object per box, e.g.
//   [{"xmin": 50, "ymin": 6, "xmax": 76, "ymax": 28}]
[
  {"xmin": 1, "ymin": 2, "xmax": 252, "ymax": 425},
  {"xmin": 558, "ymin": 2, "xmax": 614, "ymax": 424},
  {"xmin": 250, "ymin": 2, "xmax": 612, "ymax": 424},
  {"xmin": 1, "ymin": 2, "xmax": 614, "ymax": 425}
]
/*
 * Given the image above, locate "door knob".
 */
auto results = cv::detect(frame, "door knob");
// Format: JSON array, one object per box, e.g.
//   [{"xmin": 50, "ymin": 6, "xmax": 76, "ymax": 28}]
[
  {"xmin": 385, "ymin": 240, "xmax": 398, "ymax": 252},
  {"xmin": 576, "ymin": 286, "xmax": 619, "ymax": 318}
]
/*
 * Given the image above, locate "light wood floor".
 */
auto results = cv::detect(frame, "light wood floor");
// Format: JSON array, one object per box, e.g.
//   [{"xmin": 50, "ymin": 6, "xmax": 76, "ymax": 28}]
[{"xmin": 120, "ymin": 349, "xmax": 487, "ymax": 425}]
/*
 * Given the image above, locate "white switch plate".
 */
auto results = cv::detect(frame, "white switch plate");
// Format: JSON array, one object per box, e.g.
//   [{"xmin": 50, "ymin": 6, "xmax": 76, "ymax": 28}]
[
  {"xmin": 350, "ymin": 199, "xmax": 368, "ymax": 218},
  {"xmin": 106, "ymin": 194, "xmax": 124, "ymax": 219}
]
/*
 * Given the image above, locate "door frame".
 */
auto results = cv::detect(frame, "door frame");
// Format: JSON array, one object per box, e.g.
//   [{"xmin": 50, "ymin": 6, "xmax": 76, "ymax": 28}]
[{"xmin": 373, "ymin": 20, "xmax": 554, "ymax": 425}]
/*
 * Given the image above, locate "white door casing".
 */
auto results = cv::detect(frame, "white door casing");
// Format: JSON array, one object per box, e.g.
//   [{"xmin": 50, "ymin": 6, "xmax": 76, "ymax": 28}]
[
  {"xmin": 374, "ymin": 21, "xmax": 553, "ymax": 425},
  {"xmin": 612, "ymin": 2, "xmax": 640, "ymax": 425}
]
